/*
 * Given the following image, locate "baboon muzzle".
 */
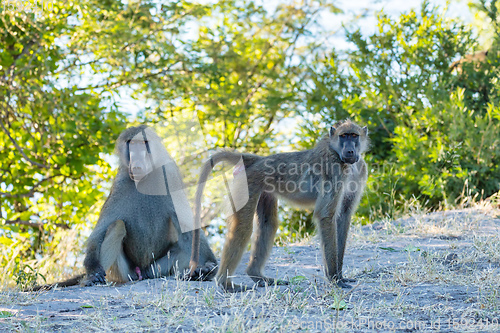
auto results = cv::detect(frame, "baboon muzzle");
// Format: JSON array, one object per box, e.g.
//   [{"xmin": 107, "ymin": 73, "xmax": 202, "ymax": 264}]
[{"xmin": 342, "ymin": 150, "xmax": 359, "ymax": 164}]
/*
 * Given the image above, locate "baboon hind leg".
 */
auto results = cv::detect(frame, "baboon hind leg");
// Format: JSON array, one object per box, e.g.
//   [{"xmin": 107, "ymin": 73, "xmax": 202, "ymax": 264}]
[
  {"xmin": 144, "ymin": 239, "xmax": 217, "ymax": 281},
  {"xmin": 216, "ymin": 188, "xmax": 261, "ymax": 292},
  {"xmin": 141, "ymin": 243, "xmax": 191, "ymax": 279},
  {"xmin": 246, "ymin": 192, "xmax": 288, "ymax": 287},
  {"xmin": 190, "ymin": 234, "xmax": 218, "ymax": 281}
]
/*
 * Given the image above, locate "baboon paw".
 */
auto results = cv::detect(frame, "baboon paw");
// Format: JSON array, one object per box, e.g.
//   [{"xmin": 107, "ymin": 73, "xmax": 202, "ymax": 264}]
[
  {"xmin": 336, "ymin": 281, "xmax": 353, "ymax": 289},
  {"xmin": 84, "ymin": 271, "xmax": 107, "ymax": 286},
  {"xmin": 340, "ymin": 277, "xmax": 356, "ymax": 283},
  {"xmin": 252, "ymin": 277, "xmax": 289, "ymax": 287},
  {"xmin": 256, "ymin": 280, "xmax": 268, "ymax": 287},
  {"xmin": 198, "ymin": 262, "xmax": 218, "ymax": 281},
  {"xmin": 187, "ymin": 262, "xmax": 218, "ymax": 281}
]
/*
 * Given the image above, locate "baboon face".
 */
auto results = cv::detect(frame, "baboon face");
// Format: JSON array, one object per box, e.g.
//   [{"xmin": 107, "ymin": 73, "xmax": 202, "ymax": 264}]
[
  {"xmin": 127, "ymin": 132, "xmax": 154, "ymax": 182},
  {"xmin": 116, "ymin": 126, "xmax": 155, "ymax": 182},
  {"xmin": 329, "ymin": 121, "xmax": 368, "ymax": 164},
  {"xmin": 337, "ymin": 132, "xmax": 360, "ymax": 164},
  {"xmin": 117, "ymin": 126, "xmax": 176, "ymax": 183}
]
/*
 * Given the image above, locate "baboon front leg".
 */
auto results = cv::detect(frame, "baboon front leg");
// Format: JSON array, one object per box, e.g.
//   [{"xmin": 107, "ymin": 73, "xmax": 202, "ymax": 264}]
[
  {"xmin": 336, "ymin": 195, "xmax": 356, "ymax": 285},
  {"xmin": 314, "ymin": 192, "xmax": 349, "ymax": 288},
  {"xmin": 216, "ymin": 191, "xmax": 260, "ymax": 292},
  {"xmin": 246, "ymin": 192, "xmax": 288, "ymax": 287},
  {"xmin": 337, "ymin": 176, "xmax": 366, "ymax": 285},
  {"xmin": 190, "ymin": 234, "xmax": 218, "ymax": 281},
  {"xmin": 317, "ymin": 215, "xmax": 340, "ymax": 281},
  {"xmin": 84, "ymin": 220, "xmax": 136, "ymax": 286}
]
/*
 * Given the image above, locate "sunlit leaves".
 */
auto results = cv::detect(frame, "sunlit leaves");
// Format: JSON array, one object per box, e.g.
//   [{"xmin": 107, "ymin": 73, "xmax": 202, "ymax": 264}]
[
  {"xmin": 0, "ymin": 0, "xmax": 130, "ymax": 267},
  {"xmin": 141, "ymin": 0, "xmax": 329, "ymax": 152}
]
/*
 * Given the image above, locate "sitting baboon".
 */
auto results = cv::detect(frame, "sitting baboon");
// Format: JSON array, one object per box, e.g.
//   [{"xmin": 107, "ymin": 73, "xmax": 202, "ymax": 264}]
[
  {"xmin": 32, "ymin": 125, "xmax": 217, "ymax": 290},
  {"xmin": 191, "ymin": 119, "xmax": 368, "ymax": 292}
]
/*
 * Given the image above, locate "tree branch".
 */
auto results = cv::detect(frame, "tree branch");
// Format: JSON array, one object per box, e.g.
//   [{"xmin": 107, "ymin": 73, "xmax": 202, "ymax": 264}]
[
  {"xmin": 75, "ymin": 63, "xmax": 183, "ymax": 92},
  {"xmin": 0, "ymin": 175, "xmax": 56, "ymax": 197},
  {"xmin": 4, "ymin": 219, "xmax": 70, "ymax": 230},
  {"xmin": 0, "ymin": 115, "xmax": 49, "ymax": 169}
]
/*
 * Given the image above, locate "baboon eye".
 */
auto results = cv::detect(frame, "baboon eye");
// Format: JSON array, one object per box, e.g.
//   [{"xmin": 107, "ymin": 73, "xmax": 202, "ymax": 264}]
[
  {"xmin": 351, "ymin": 134, "xmax": 358, "ymax": 138},
  {"xmin": 130, "ymin": 140, "xmax": 148, "ymax": 145},
  {"xmin": 340, "ymin": 134, "xmax": 346, "ymax": 138}
]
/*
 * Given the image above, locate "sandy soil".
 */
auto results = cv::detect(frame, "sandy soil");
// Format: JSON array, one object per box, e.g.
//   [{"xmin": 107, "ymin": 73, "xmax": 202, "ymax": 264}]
[{"xmin": 1, "ymin": 207, "xmax": 500, "ymax": 332}]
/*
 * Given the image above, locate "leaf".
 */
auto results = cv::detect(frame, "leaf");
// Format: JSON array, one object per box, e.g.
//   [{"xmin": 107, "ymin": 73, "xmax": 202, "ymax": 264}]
[
  {"xmin": 0, "ymin": 311, "xmax": 14, "ymax": 318},
  {"xmin": 0, "ymin": 236, "xmax": 13, "ymax": 246},
  {"xmin": 379, "ymin": 247, "xmax": 398, "ymax": 252},
  {"xmin": 330, "ymin": 299, "xmax": 348, "ymax": 310},
  {"xmin": 289, "ymin": 275, "xmax": 307, "ymax": 284},
  {"xmin": 404, "ymin": 245, "xmax": 420, "ymax": 252}
]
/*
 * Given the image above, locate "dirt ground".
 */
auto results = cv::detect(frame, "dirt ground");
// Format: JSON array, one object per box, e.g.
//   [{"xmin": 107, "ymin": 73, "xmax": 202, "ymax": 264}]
[{"xmin": 1, "ymin": 207, "xmax": 500, "ymax": 332}]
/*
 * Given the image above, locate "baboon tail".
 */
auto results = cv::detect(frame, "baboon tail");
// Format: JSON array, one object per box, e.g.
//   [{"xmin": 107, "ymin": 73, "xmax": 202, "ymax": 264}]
[
  {"xmin": 189, "ymin": 150, "xmax": 254, "ymax": 274},
  {"xmin": 28, "ymin": 274, "xmax": 85, "ymax": 292}
]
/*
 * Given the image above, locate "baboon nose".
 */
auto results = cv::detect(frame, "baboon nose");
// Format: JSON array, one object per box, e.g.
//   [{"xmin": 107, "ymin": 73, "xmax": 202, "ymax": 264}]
[{"xmin": 345, "ymin": 150, "xmax": 354, "ymax": 157}]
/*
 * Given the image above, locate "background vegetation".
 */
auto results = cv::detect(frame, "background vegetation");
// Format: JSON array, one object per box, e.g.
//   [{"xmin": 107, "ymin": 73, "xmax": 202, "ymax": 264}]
[{"xmin": 1, "ymin": 0, "xmax": 499, "ymax": 287}]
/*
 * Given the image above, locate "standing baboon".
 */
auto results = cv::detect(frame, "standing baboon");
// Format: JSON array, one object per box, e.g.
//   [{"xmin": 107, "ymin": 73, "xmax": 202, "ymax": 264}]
[
  {"xmin": 191, "ymin": 120, "xmax": 368, "ymax": 292},
  {"xmin": 33, "ymin": 125, "xmax": 217, "ymax": 290}
]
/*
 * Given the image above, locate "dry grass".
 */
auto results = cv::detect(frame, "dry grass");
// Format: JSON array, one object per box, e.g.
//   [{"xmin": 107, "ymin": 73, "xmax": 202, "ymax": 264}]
[{"xmin": 1, "ymin": 202, "xmax": 500, "ymax": 332}]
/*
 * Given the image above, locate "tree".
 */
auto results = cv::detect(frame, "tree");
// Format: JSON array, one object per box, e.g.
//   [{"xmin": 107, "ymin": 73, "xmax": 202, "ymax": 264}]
[
  {"xmin": 303, "ymin": 1, "xmax": 500, "ymax": 219},
  {"xmin": 0, "ymin": 0, "xmax": 341, "ymax": 284},
  {"xmin": 0, "ymin": 0, "xmax": 207, "ymax": 279},
  {"xmin": 140, "ymin": 0, "xmax": 340, "ymax": 153}
]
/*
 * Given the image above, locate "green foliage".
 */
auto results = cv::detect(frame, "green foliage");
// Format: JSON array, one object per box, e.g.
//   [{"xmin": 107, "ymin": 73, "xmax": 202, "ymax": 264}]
[
  {"xmin": 14, "ymin": 263, "xmax": 46, "ymax": 290},
  {"xmin": 277, "ymin": 206, "xmax": 314, "ymax": 244},
  {"xmin": 0, "ymin": 1, "xmax": 127, "ymax": 271},
  {"xmin": 140, "ymin": 0, "xmax": 336, "ymax": 152},
  {"xmin": 0, "ymin": 0, "xmax": 209, "ymax": 279},
  {"xmin": 2, "ymin": 0, "xmax": 500, "ymax": 284},
  {"xmin": 303, "ymin": 0, "xmax": 500, "ymax": 220}
]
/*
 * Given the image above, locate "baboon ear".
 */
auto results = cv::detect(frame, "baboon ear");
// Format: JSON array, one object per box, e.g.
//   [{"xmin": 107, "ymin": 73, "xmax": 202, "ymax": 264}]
[
  {"xmin": 329, "ymin": 126, "xmax": 336, "ymax": 137},
  {"xmin": 362, "ymin": 126, "xmax": 368, "ymax": 136}
]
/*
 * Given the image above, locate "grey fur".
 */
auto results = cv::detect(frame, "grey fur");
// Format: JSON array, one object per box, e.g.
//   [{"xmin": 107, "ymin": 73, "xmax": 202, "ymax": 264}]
[
  {"xmin": 83, "ymin": 125, "xmax": 217, "ymax": 286},
  {"xmin": 31, "ymin": 126, "xmax": 217, "ymax": 291}
]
